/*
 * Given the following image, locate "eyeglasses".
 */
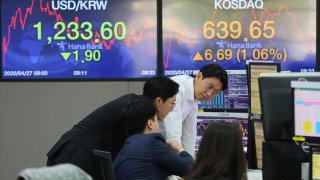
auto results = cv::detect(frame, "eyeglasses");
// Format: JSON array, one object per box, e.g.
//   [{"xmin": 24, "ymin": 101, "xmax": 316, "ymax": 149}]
[
  {"xmin": 204, "ymin": 78, "xmax": 221, "ymax": 95},
  {"xmin": 166, "ymin": 100, "xmax": 176, "ymax": 108}
]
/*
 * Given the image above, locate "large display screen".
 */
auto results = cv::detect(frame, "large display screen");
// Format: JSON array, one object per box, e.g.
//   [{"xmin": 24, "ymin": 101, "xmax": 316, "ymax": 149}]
[
  {"xmin": 163, "ymin": 0, "xmax": 317, "ymax": 76},
  {"xmin": 1, "ymin": 0, "xmax": 158, "ymax": 80}
]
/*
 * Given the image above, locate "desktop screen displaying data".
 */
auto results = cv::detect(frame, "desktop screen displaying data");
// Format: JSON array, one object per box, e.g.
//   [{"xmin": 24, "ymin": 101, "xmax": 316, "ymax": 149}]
[
  {"xmin": 293, "ymin": 82, "xmax": 320, "ymax": 139},
  {"xmin": 249, "ymin": 63, "xmax": 279, "ymax": 115},
  {"xmin": 199, "ymin": 70, "xmax": 248, "ymax": 110},
  {"xmin": 312, "ymin": 147, "xmax": 320, "ymax": 180},
  {"xmin": 196, "ymin": 112, "xmax": 249, "ymax": 152}
]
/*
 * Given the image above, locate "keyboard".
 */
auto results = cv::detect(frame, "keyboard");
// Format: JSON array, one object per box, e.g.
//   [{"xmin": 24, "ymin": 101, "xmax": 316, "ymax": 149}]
[{"xmin": 247, "ymin": 169, "xmax": 262, "ymax": 180}]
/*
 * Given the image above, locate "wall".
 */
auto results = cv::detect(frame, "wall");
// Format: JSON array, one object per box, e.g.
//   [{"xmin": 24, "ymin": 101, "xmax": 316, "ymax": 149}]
[{"xmin": 0, "ymin": 81, "xmax": 144, "ymax": 180}]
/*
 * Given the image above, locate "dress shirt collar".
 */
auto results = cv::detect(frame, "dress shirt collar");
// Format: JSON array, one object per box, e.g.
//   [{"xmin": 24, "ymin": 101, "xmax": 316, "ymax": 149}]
[{"xmin": 185, "ymin": 77, "xmax": 200, "ymax": 104}]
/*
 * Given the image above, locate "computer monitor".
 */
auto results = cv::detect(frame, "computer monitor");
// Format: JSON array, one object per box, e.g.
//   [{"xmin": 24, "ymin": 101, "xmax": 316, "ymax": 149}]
[
  {"xmin": 292, "ymin": 81, "xmax": 320, "ymax": 144},
  {"xmin": 259, "ymin": 72, "xmax": 320, "ymax": 141},
  {"xmin": 196, "ymin": 112, "xmax": 249, "ymax": 153},
  {"xmin": 246, "ymin": 62, "xmax": 280, "ymax": 168},
  {"xmin": 262, "ymin": 141, "xmax": 308, "ymax": 180},
  {"xmin": 247, "ymin": 62, "xmax": 280, "ymax": 115},
  {"xmin": 253, "ymin": 120, "xmax": 264, "ymax": 169},
  {"xmin": 310, "ymin": 146, "xmax": 320, "ymax": 180}
]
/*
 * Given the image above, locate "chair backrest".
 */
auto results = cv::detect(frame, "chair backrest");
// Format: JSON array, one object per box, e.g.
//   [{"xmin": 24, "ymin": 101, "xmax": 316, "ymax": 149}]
[
  {"xmin": 17, "ymin": 163, "xmax": 92, "ymax": 180},
  {"xmin": 93, "ymin": 149, "xmax": 115, "ymax": 180}
]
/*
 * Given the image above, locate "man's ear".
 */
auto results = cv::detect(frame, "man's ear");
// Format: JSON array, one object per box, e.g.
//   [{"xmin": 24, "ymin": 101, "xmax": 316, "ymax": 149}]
[
  {"xmin": 146, "ymin": 119, "xmax": 153, "ymax": 130},
  {"xmin": 154, "ymin": 97, "xmax": 162, "ymax": 106},
  {"xmin": 196, "ymin": 72, "xmax": 203, "ymax": 80}
]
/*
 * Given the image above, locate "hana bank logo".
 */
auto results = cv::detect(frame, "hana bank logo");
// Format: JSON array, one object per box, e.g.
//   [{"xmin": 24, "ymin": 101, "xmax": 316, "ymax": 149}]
[
  {"xmin": 51, "ymin": 0, "xmax": 108, "ymax": 11},
  {"xmin": 213, "ymin": 0, "xmax": 264, "ymax": 10}
]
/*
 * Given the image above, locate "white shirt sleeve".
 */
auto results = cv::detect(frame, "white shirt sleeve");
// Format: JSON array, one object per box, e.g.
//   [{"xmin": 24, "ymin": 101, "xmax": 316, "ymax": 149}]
[
  {"xmin": 163, "ymin": 87, "xmax": 197, "ymax": 157},
  {"xmin": 181, "ymin": 106, "xmax": 197, "ymax": 157},
  {"xmin": 163, "ymin": 91, "xmax": 184, "ymax": 145}
]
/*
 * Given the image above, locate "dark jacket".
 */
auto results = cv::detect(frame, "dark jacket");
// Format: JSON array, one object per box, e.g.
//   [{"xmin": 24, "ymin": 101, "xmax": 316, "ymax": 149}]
[
  {"xmin": 113, "ymin": 133, "xmax": 194, "ymax": 180},
  {"xmin": 47, "ymin": 93, "xmax": 139, "ymax": 180}
]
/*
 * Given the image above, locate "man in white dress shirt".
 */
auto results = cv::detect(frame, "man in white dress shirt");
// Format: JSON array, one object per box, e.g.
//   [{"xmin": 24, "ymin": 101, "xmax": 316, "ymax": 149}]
[{"xmin": 162, "ymin": 64, "xmax": 228, "ymax": 157}]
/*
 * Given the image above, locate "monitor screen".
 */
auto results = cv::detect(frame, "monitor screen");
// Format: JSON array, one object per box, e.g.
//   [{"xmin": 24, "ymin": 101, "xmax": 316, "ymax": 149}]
[
  {"xmin": 196, "ymin": 112, "xmax": 248, "ymax": 152},
  {"xmin": 254, "ymin": 120, "xmax": 264, "ymax": 169},
  {"xmin": 162, "ymin": 0, "xmax": 317, "ymax": 75},
  {"xmin": 1, "ymin": 0, "xmax": 158, "ymax": 80},
  {"xmin": 311, "ymin": 146, "xmax": 320, "ymax": 180},
  {"xmin": 248, "ymin": 63, "xmax": 280, "ymax": 115},
  {"xmin": 259, "ymin": 72, "xmax": 320, "ymax": 141},
  {"xmin": 292, "ymin": 81, "xmax": 320, "ymax": 144},
  {"xmin": 199, "ymin": 70, "xmax": 248, "ymax": 111}
]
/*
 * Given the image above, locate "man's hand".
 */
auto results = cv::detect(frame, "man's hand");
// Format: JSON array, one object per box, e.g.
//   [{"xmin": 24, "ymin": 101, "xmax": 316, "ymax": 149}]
[{"xmin": 166, "ymin": 140, "xmax": 184, "ymax": 154}]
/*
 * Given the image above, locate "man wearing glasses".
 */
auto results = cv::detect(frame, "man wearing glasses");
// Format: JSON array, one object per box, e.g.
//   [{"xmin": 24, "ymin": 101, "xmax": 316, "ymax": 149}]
[{"xmin": 161, "ymin": 64, "xmax": 228, "ymax": 158}]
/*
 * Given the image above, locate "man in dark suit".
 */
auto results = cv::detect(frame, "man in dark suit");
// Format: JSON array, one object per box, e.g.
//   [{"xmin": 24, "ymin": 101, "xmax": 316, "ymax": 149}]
[
  {"xmin": 113, "ymin": 96, "xmax": 193, "ymax": 179},
  {"xmin": 47, "ymin": 76, "xmax": 179, "ymax": 180}
]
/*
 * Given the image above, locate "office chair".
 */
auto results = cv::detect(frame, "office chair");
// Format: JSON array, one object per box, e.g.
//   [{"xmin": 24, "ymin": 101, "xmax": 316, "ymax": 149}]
[
  {"xmin": 17, "ymin": 163, "xmax": 92, "ymax": 180},
  {"xmin": 93, "ymin": 149, "xmax": 115, "ymax": 180}
]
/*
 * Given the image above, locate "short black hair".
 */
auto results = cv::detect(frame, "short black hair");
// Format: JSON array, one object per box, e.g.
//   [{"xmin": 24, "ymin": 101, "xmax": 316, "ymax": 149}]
[
  {"xmin": 200, "ymin": 64, "xmax": 228, "ymax": 90},
  {"xmin": 120, "ymin": 96, "xmax": 157, "ymax": 135},
  {"xmin": 143, "ymin": 76, "xmax": 179, "ymax": 102}
]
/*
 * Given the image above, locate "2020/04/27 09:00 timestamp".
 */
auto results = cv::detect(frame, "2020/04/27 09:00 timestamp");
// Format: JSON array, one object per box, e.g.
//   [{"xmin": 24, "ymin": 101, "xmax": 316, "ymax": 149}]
[{"xmin": 3, "ymin": 70, "xmax": 48, "ymax": 77}]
